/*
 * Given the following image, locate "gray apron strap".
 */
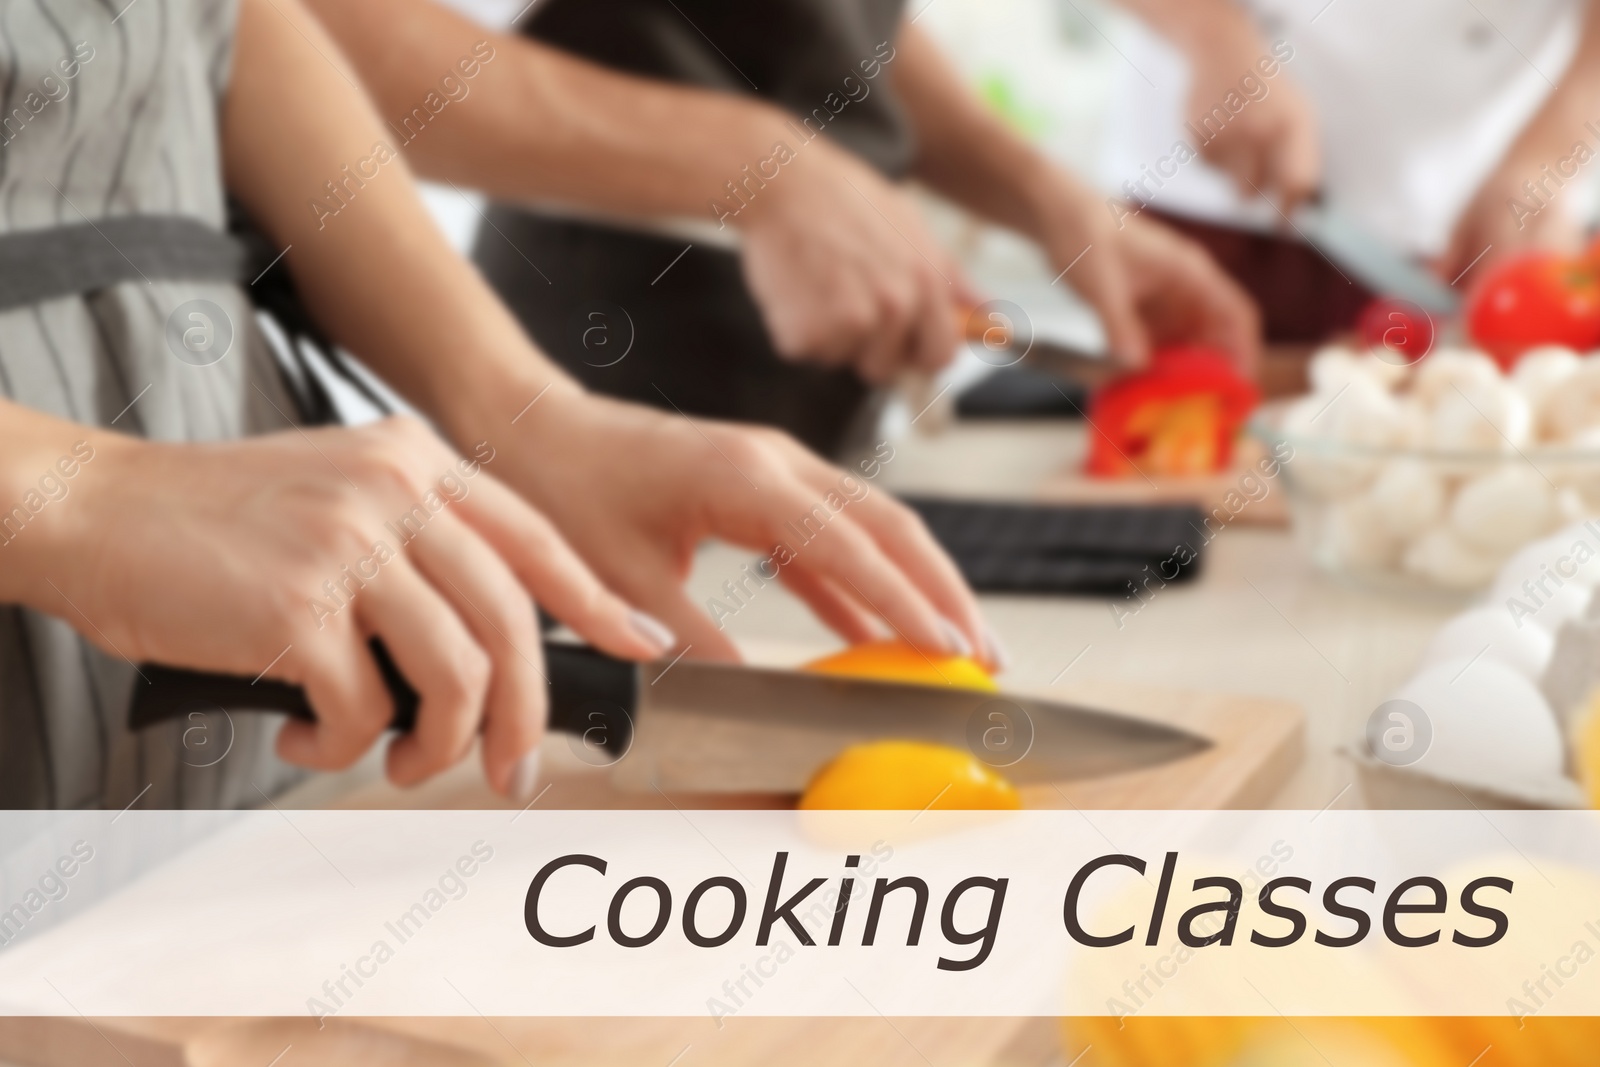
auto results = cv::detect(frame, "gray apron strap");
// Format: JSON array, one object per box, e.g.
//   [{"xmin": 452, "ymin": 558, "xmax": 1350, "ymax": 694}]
[
  {"xmin": 0, "ymin": 215, "xmax": 253, "ymax": 310},
  {"xmin": 0, "ymin": 214, "xmax": 393, "ymax": 424}
]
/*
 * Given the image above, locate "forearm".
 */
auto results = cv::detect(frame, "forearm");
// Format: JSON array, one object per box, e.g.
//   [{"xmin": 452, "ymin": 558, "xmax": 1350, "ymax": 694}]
[
  {"xmin": 891, "ymin": 23, "xmax": 1075, "ymax": 238},
  {"xmin": 302, "ymin": 0, "xmax": 793, "ymax": 226},
  {"xmin": 223, "ymin": 0, "xmax": 577, "ymax": 448},
  {"xmin": 0, "ymin": 400, "xmax": 124, "ymax": 607},
  {"xmin": 1515, "ymin": 0, "xmax": 1600, "ymax": 146}
]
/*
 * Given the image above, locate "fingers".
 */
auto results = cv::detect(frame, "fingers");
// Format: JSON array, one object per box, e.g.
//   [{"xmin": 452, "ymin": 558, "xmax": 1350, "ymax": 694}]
[
  {"xmin": 909, "ymin": 268, "xmax": 961, "ymax": 374},
  {"xmin": 1200, "ymin": 128, "xmax": 1262, "ymax": 201},
  {"xmin": 740, "ymin": 434, "xmax": 991, "ymax": 663},
  {"xmin": 767, "ymin": 483, "xmax": 967, "ymax": 662},
  {"xmin": 405, "ymin": 509, "xmax": 548, "ymax": 798},
  {"xmin": 1438, "ymin": 207, "xmax": 1501, "ymax": 285},
  {"xmin": 856, "ymin": 264, "xmax": 964, "ymax": 382},
  {"xmin": 276, "ymin": 623, "xmax": 394, "ymax": 773},
  {"xmin": 1117, "ymin": 216, "xmax": 1261, "ymax": 372},
  {"xmin": 1212, "ymin": 139, "xmax": 1266, "ymax": 203},
  {"xmin": 1271, "ymin": 118, "xmax": 1321, "ymax": 217},
  {"xmin": 853, "ymin": 270, "xmax": 921, "ymax": 384},
  {"xmin": 1170, "ymin": 244, "xmax": 1263, "ymax": 372},
  {"xmin": 276, "ymin": 555, "xmax": 489, "ymax": 785},
  {"xmin": 1435, "ymin": 228, "xmax": 1469, "ymax": 285},
  {"xmin": 950, "ymin": 267, "xmax": 986, "ymax": 318},
  {"xmin": 353, "ymin": 558, "xmax": 491, "ymax": 790},
  {"xmin": 797, "ymin": 283, "xmax": 879, "ymax": 371},
  {"xmin": 456, "ymin": 470, "xmax": 674, "ymax": 663},
  {"xmin": 1069, "ymin": 248, "xmax": 1150, "ymax": 369},
  {"xmin": 622, "ymin": 574, "xmax": 743, "ymax": 664},
  {"xmin": 778, "ymin": 567, "xmax": 881, "ymax": 645},
  {"xmin": 844, "ymin": 491, "xmax": 995, "ymax": 666}
]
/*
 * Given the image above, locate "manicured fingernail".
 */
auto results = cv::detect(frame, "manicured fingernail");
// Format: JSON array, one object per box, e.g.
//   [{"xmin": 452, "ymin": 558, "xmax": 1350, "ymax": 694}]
[
  {"xmin": 939, "ymin": 618, "xmax": 974, "ymax": 658},
  {"xmin": 981, "ymin": 624, "xmax": 1011, "ymax": 673},
  {"xmin": 508, "ymin": 745, "xmax": 543, "ymax": 801},
  {"xmin": 629, "ymin": 610, "xmax": 676, "ymax": 654}
]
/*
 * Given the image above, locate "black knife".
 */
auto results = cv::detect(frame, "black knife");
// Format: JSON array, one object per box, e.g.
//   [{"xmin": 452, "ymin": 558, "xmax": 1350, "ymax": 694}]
[
  {"xmin": 129, "ymin": 638, "xmax": 638, "ymax": 759},
  {"xmin": 128, "ymin": 639, "xmax": 1211, "ymax": 793}
]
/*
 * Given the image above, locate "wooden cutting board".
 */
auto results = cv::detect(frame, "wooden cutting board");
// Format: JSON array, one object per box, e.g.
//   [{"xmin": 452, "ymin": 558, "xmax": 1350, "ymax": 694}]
[
  {"xmin": 0, "ymin": 674, "xmax": 1301, "ymax": 1067},
  {"xmin": 1022, "ymin": 342, "xmax": 1310, "ymax": 528},
  {"xmin": 0, "ymin": 1012, "xmax": 1071, "ymax": 1067},
  {"xmin": 1034, "ymin": 437, "xmax": 1291, "ymax": 528}
]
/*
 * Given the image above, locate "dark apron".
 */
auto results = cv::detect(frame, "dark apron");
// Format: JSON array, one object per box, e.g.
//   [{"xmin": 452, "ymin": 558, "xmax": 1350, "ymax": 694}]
[
  {"xmin": 474, "ymin": 214, "xmax": 880, "ymax": 455},
  {"xmin": 476, "ymin": 0, "xmax": 910, "ymax": 457}
]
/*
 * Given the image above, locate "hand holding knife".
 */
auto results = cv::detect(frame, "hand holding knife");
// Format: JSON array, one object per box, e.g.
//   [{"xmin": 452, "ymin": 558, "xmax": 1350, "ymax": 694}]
[{"xmin": 130, "ymin": 640, "xmax": 1210, "ymax": 794}]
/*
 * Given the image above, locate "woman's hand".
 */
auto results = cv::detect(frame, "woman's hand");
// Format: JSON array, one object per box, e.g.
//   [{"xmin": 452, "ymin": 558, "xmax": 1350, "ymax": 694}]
[
  {"xmin": 21, "ymin": 415, "xmax": 670, "ymax": 798},
  {"xmin": 1042, "ymin": 175, "xmax": 1261, "ymax": 370},
  {"xmin": 736, "ymin": 142, "xmax": 979, "ymax": 384},
  {"xmin": 494, "ymin": 393, "xmax": 999, "ymax": 669},
  {"xmin": 1440, "ymin": 108, "xmax": 1593, "ymax": 284},
  {"xmin": 1438, "ymin": 3, "xmax": 1600, "ymax": 283},
  {"xmin": 1162, "ymin": 2, "xmax": 1320, "ymax": 214}
]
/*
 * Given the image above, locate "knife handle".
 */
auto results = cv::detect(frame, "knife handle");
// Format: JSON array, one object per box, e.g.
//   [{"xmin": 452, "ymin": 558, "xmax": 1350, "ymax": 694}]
[{"xmin": 129, "ymin": 639, "xmax": 638, "ymax": 758}]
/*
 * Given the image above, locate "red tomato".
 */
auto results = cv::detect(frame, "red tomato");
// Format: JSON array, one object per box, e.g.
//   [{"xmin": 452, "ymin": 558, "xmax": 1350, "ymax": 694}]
[{"xmin": 1467, "ymin": 252, "xmax": 1600, "ymax": 368}]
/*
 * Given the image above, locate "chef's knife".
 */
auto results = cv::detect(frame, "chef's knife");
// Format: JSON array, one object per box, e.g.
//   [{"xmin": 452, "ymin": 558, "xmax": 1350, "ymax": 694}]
[
  {"xmin": 129, "ymin": 641, "xmax": 1211, "ymax": 793},
  {"xmin": 1291, "ymin": 201, "xmax": 1461, "ymax": 316}
]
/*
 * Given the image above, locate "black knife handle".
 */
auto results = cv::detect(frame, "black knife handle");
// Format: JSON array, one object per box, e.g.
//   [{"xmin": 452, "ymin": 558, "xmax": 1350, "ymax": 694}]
[{"xmin": 128, "ymin": 638, "xmax": 637, "ymax": 757}]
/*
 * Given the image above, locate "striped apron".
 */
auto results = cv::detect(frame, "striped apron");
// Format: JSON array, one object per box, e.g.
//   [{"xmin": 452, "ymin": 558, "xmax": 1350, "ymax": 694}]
[{"xmin": 0, "ymin": 0, "xmax": 318, "ymax": 808}]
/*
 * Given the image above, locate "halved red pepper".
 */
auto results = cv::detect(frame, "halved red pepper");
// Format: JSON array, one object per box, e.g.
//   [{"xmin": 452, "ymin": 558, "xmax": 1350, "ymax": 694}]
[{"xmin": 1084, "ymin": 346, "xmax": 1260, "ymax": 479}]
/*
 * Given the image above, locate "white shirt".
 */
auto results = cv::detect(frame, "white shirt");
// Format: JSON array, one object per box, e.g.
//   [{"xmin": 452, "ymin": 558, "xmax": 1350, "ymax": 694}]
[
  {"xmin": 1097, "ymin": 0, "xmax": 1585, "ymax": 255},
  {"xmin": 431, "ymin": 0, "xmax": 525, "ymax": 29}
]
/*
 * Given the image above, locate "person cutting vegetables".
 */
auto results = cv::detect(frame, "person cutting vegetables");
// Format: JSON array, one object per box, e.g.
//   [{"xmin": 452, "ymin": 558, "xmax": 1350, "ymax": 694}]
[
  {"xmin": 302, "ymin": 0, "xmax": 1261, "ymax": 455},
  {"xmin": 0, "ymin": 0, "xmax": 992, "ymax": 810},
  {"xmin": 1106, "ymin": 0, "xmax": 1600, "ymax": 334}
]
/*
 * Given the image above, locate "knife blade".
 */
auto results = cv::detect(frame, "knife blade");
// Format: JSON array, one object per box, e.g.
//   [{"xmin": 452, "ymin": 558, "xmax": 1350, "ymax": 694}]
[
  {"xmin": 1291, "ymin": 202, "xmax": 1461, "ymax": 316},
  {"xmin": 129, "ymin": 640, "xmax": 1211, "ymax": 793},
  {"xmin": 622, "ymin": 658, "xmax": 1211, "ymax": 792}
]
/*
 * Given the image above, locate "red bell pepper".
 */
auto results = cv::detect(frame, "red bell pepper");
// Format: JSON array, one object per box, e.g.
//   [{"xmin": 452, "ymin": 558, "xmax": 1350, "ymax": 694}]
[{"xmin": 1084, "ymin": 346, "xmax": 1260, "ymax": 479}]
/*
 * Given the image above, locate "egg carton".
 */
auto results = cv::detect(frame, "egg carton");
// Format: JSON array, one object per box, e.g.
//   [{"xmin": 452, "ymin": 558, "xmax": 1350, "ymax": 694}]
[{"xmin": 1343, "ymin": 746, "xmax": 1586, "ymax": 811}]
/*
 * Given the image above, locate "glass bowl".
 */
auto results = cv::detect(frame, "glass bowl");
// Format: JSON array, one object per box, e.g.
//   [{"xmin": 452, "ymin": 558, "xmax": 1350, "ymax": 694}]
[{"xmin": 1248, "ymin": 400, "xmax": 1600, "ymax": 598}]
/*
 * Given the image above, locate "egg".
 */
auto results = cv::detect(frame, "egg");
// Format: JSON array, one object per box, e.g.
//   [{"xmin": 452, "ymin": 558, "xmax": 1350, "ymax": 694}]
[
  {"xmin": 1429, "ymin": 379, "xmax": 1532, "ymax": 455},
  {"xmin": 1493, "ymin": 527, "xmax": 1600, "ymax": 597},
  {"xmin": 1402, "ymin": 526, "xmax": 1501, "ymax": 589},
  {"xmin": 1512, "ymin": 345, "xmax": 1581, "ymax": 419},
  {"xmin": 1539, "ymin": 359, "xmax": 1600, "ymax": 442},
  {"xmin": 1316, "ymin": 496, "xmax": 1401, "ymax": 572},
  {"xmin": 1500, "ymin": 578, "xmax": 1592, "ymax": 634},
  {"xmin": 1411, "ymin": 348, "xmax": 1502, "ymax": 410},
  {"xmin": 1418, "ymin": 606, "xmax": 1555, "ymax": 680},
  {"xmin": 1449, "ymin": 466, "xmax": 1557, "ymax": 554},
  {"xmin": 1539, "ymin": 619, "xmax": 1600, "ymax": 726},
  {"xmin": 1389, "ymin": 658, "xmax": 1565, "ymax": 794},
  {"xmin": 1366, "ymin": 458, "xmax": 1447, "ymax": 539},
  {"xmin": 1553, "ymin": 518, "xmax": 1600, "ymax": 557}
]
